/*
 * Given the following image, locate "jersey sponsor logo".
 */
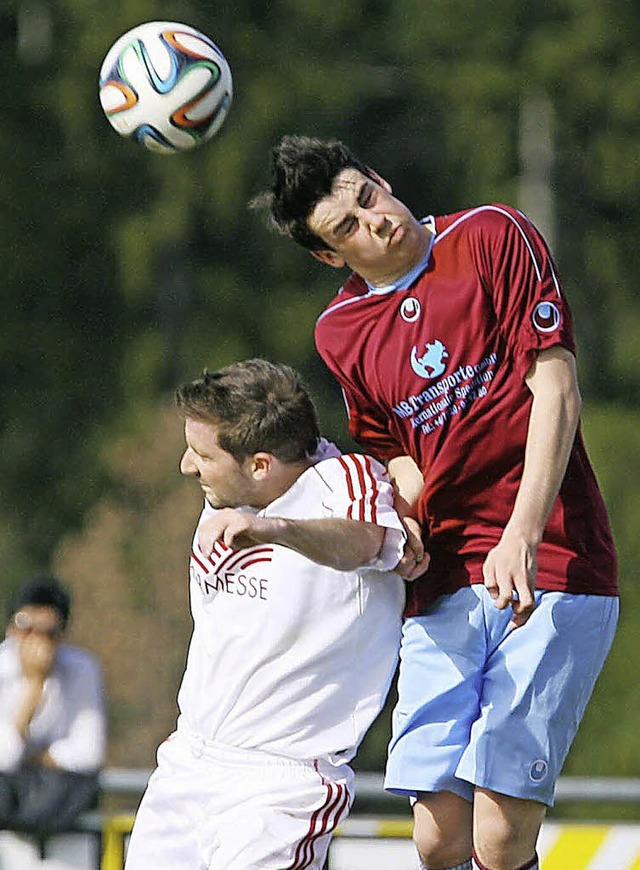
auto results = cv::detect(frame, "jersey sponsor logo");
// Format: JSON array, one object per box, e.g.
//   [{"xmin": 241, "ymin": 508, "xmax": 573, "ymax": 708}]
[
  {"xmin": 190, "ymin": 544, "xmax": 273, "ymax": 602},
  {"xmin": 393, "ymin": 352, "xmax": 498, "ymax": 434},
  {"xmin": 410, "ymin": 339, "xmax": 449, "ymax": 379},
  {"xmin": 532, "ymin": 300, "xmax": 561, "ymax": 333},
  {"xmin": 399, "ymin": 296, "xmax": 421, "ymax": 323}
]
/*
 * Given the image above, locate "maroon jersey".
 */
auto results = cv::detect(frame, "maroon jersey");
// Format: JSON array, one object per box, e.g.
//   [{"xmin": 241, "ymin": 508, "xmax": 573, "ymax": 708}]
[{"xmin": 315, "ymin": 204, "xmax": 618, "ymax": 615}]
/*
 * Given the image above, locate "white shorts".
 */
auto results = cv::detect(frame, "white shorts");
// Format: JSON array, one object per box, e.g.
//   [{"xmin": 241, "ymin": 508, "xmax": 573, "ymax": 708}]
[
  {"xmin": 124, "ymin": 723, "xmax": 353, "ymax": 870},
  {"xmin": 385, "ymin": 586, "xmax": 618, "ymax": 806}
]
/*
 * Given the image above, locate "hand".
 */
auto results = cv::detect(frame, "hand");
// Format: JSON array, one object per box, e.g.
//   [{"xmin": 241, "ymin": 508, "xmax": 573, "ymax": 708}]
[
  {"xmin": 482, "ymin": 530, "xmax": 537, "ymax": 628},
  {"xmin": 395, "ymin": 516, "xmax": 430, "ymax": 582},
  {"xmin": 19, "ymin": 633, "xmax": 57, "ymax": 681},
  {"xmin": 198, "ymin": 509, "xmax": 268, "ymax": 556}
]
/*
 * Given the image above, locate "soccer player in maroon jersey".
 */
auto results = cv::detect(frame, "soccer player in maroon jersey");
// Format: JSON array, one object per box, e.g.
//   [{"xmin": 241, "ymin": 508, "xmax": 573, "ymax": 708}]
[{"xmin": 254, "ymin": 136, "xmax": 619, "ymax": 870}]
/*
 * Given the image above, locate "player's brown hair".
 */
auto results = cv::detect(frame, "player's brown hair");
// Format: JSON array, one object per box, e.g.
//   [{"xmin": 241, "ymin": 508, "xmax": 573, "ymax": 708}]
[
  {"xmin": 175, "ymin": 359, "xmax": 320, "ymax": 463},
  {"xmin": 251, "ymin": 134, "xmax": 373, "ymax": 251}
]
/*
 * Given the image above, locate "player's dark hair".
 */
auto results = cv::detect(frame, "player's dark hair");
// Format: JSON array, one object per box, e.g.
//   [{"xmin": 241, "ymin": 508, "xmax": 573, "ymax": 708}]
[
  {"xmin": 250, "ymin": 134, "xmax": 373, "ymax": 251},
  {"xmin": 8, "ymin": 574, "xmax": 72, "ymax": 630},
  {"xmin": 176, "ymin": 359, "xmax": 320, "ymax": 463}
]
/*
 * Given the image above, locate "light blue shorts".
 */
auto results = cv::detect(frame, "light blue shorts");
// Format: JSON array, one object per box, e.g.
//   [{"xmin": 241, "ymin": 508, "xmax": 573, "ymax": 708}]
[{"xmin": 384, "ymin": 586, "xmax": 618, "ymax": 806}]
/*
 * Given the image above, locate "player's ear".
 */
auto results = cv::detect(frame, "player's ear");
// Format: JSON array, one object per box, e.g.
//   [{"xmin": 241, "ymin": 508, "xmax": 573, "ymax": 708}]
[
  {"xmin": 368, "ymin": 169, "xmax": 392, "ymax": 193},
  {"xmin": 310, "ymin": 249, "xmax": 347, "ymax": 269},
  {"xmin": 250, "ymin": 452, "xmax": 273, "ymax": 481}
]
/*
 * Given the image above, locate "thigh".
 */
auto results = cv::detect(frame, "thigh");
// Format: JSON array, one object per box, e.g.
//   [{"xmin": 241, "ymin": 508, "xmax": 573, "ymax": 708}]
[
  {"xmin": 207, "ymin": 758, "xmax": 353, "ymax": 870},
  {"xmin": 385, "ymin": 587, "xmax": 487, "ymax": 801},
  {"xmin": 457, "ymin": 592, "xmax": 619, "ymax": 805},
  {"xmin": 125, "ymin": 734, "xmax": 208, "ymax": 870}
]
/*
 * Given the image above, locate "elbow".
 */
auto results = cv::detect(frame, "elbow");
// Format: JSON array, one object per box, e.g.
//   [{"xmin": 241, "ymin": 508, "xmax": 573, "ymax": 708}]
[
  {"xmin": 567, "ymin": 384, "xmax": 582, "ymax": 432},
  {"xmin": 331, "ymin": 524, "xmax": 385, "ymax": 571},
  {"xmin": 357, "ymin": 524, "xmax": 386, "ymax": 568}
]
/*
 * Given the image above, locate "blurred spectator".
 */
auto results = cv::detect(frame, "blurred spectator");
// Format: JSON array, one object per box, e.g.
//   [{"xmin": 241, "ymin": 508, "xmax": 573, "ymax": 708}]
[{"xmin": 0, "ymin": 574, "xmax": 106, "ymax": 840}]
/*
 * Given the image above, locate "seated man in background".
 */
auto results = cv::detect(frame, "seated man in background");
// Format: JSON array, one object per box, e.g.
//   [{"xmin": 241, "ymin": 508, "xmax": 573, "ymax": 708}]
[
  {"xmin": 0, "ymin": 574, "xmax": 106, "ymax": 844},
  {"xmin": 124, "ymin": 358, "xmax": 408, "ymax": 870}
]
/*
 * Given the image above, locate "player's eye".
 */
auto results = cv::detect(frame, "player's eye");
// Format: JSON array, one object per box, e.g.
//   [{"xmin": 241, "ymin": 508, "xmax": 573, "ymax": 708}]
[
  {"xmin": 336, "ymin": 216, "xmax": 357, "ymax": 238},
  {"xmin": 357, "ymin": 183, "xmax": 375, "ymax": 209}
]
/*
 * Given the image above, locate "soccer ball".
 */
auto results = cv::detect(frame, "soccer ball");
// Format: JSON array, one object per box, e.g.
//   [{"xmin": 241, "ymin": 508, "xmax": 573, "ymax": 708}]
[{"xmin": 99, "ymin": 21, "xmax": 233, "ymax": 154}]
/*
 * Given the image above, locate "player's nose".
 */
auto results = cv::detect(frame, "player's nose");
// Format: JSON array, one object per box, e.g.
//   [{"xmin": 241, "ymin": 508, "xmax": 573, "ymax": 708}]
[
  {"xmin": 180, "ymin": 448, "xmax": 198, "ymax": 477},
  {"xmin": 369, "ymin": 211, "xmax": 390, "ymax": 237}
]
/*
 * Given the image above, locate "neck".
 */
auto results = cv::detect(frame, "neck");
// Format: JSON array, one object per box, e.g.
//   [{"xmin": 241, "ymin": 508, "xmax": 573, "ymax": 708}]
[
  {"xmin": 365, "ymin": 223, "xmax": 433, "ymax": 288},
  {"xmin": 256, "ymin": 458, "xmax": 312, "ymax": 508}
]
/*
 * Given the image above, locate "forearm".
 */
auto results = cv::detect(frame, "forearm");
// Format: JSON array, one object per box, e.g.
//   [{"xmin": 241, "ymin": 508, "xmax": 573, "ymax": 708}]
[
  {"xmin": 13, "ymin": 678, "xmax": 45, "ymax": 738},
  {"xmin": 384, "ymin": 455, "xmax": 430, "ymax": 579},
  {"xmin": 482, "ymin": 346, "xmax": 581, "ymax": 626},
  {"xmin": 387, "ymin": 455, "xmax": 424, "ymax": 519},
  {"xmin": 244, "ymin": 516, "xmax": 386, "ymax": 571},
  {"xmin": 508, "ymin": 347, "xmax": 581, "ymax": 543}
]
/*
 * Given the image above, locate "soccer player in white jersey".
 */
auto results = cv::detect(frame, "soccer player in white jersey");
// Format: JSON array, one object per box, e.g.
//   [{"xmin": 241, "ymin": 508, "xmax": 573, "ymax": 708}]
[
  {"xmin": 124, "ymin": 358, "xmax": 409, "ymax": 870},
  {"xmin": 253, "ymin": 136, "xmax": 619, "ymax": 870}
]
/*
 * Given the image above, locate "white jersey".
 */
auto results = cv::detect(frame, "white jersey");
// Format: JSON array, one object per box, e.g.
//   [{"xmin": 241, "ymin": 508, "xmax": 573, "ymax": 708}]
[
  {"xmin": 176, "ymin": 440, "xmax": 406, "ymax": 764},
  {"xmin": 0, "ymin": 639, "xmax": 106, "ymax": 774}
]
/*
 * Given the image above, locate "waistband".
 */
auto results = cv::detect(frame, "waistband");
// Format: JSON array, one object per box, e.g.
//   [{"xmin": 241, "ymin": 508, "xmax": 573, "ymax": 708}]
[{"xmin": 176, "ymin": 718, "xmax": 345, "ymax": 775}]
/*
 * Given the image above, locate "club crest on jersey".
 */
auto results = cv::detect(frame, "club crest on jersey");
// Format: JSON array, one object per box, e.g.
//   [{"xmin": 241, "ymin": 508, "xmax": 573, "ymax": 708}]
[
  {"xmin": 410, "ymin": 339, "xmax": 448, "ymax": 379},
  {"xmin": 532, "ymin": 301, "xmax": 561, "ymax": 333},
  {"xmin": 400, "ymin": 296, "xmax": 421, "ymax": 323}
]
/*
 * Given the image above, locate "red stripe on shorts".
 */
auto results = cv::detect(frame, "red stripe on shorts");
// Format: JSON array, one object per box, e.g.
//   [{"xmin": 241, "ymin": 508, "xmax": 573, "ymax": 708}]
[{"xmin": 285, "ymin": 773, "xmax": 350, "ymax": 869}]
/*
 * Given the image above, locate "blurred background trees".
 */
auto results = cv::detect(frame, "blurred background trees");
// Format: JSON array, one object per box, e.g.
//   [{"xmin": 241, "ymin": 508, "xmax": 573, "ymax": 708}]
[{"xmin": 0, "ymin": 0, "xmax": 638, "ymax": 783}]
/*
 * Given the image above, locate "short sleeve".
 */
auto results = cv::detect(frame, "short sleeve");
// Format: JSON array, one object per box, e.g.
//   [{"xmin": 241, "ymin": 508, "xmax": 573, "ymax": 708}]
[
  {"xmin": 475, "ymin": 205, "xmax": 576, "ymax": 380},
  {"xmin": 320, "ymin": 454, "xmax": 406, "ymax": 570}
]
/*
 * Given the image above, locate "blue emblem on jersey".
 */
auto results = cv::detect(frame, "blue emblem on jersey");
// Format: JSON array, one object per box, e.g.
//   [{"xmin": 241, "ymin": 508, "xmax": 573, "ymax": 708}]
[
  {"xmin": 410, "ymin": 339, "xmax": 449, "ymax": 379},
  {"xmin": 532, "ymin": 300, "xmax": 561, "ymax": 333}
]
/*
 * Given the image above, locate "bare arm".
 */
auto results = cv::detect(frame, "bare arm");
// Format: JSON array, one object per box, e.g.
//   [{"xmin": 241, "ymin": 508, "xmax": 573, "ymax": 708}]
[
  {"xmin": 198, "ymin": 509, "xmax": 386, "ymax": 572},
  {"xmin": 387, "ymin": 455, "xmax": 430, "ymax": 580},
  {"xmin": 14, "ymin": 635, "xmax": 56, "ymax": 740},
  {"xmin": 483, "ymin": 345, "xmax": 582, "ymax": 627},
  {"xmin": 2, "ymin": 634, "xmax": 62, "ymax": 770}
]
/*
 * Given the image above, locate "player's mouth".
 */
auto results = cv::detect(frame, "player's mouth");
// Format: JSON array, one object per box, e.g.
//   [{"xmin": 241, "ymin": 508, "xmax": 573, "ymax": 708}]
[{"xmin": 388, "ymin": 225, "xmax": 405, "ymax": 246}]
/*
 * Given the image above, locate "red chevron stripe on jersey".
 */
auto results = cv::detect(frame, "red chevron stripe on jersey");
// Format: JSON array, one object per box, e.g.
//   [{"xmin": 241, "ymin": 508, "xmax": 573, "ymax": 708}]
[
  {"xmin": 208, "ymin": 545, "xmax": 274, "ymax": 577},
  {"xmin": 190, "ymin": 550, "xmax": 209, "ymax": 574},
  {"xmin": 191, "ymin": 544, "xmax": 274, "ymax": 578}
]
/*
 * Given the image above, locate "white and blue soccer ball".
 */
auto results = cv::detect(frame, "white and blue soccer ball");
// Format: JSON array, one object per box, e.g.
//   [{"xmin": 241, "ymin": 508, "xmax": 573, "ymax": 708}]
[{"xmin": 99, "ymin": 21, "xmax": 233, "ymax": 154}]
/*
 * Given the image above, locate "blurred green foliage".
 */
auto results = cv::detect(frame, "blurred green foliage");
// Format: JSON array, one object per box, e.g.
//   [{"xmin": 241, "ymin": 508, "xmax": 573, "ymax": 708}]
[{"xmin": 0, "ymin": 0, "xmax": 638, "ymax": 781}]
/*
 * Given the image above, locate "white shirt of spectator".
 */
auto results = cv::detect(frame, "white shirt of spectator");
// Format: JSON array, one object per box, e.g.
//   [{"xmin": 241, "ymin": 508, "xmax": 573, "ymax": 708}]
[{"xmin": 0, "ymin": 639, "xmax": 106, "ymax": 773}]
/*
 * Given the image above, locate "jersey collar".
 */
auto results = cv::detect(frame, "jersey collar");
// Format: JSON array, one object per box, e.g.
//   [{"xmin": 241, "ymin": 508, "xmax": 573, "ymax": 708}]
[{"xmin": 364, "ymin": 216, "xmax": 436, "ymax": 295}]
